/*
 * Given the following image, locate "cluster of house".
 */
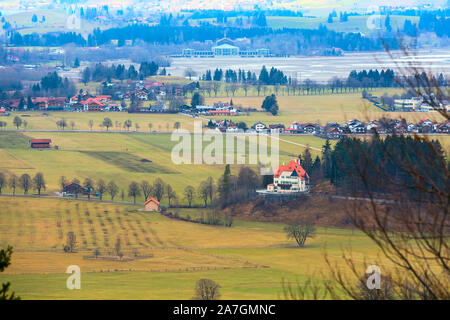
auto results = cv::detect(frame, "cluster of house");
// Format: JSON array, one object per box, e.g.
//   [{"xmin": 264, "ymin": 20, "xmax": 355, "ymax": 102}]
[
  {"xmin": 0, "ymin": 94, "xmax": 121, "ymax": 112},
  {"xmin": 0, "ymin": 79, "xmax": 199, "ymax": 113},
  {"xmin": 207, "ymin": 118, "xmax": 450, "ymax": 138},
  {"xmin": 190, "ymin": 102, "xmax": 239, "ymax": 116},
  {"xmin": 113, "ymin": 79, "xmax": 197, "ymax": 100}
]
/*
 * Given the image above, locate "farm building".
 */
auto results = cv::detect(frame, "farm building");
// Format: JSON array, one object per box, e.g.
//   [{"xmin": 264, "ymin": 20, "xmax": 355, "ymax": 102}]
[
  {"xmin": 30, "ymin": 139, "xmax": 52, "ymax": 149},
  {"xmin": 63, "ymin": 182, "xmax": 89, "ymax": 196},
  {"xmin": 144, "ymin": 198, "xmax": 160, "ymax": 212}
]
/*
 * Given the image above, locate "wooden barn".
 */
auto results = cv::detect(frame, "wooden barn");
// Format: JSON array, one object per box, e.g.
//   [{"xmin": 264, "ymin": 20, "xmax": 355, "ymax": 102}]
[
  {"xmin": 63, "ymin": 182, "xmax": 88, "ymax": 196},
  {"xmin": 30, "ymin": 139, "xmax": 52, "ymax": 149}
]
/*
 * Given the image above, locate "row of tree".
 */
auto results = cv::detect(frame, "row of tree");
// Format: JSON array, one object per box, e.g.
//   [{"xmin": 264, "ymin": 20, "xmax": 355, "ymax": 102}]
[
  {"xmin": 0, "ymin": 172, "xmax": 46, "ymax": 195},
  {"xmin": 8, "ymin": 24, "xmax": 391, "ymax": 53},
  {"xmin": 201, "ymin": 66, "xmax": 289, "ymax": 85},
  {"xmin": 81, "ymin": 61, "xmax": 159, "ymax": 84}
]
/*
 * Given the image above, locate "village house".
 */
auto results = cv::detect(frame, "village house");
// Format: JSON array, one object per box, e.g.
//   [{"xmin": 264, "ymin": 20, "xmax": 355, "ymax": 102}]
[
  {"xmin": 267, "ymin": 159, "xmax": 310, "ymax": 193},
  {"xmin": 269, "ymin": 124, "xmax": 285, "ymax": 134},
  {"xmin": 144, "ymin": 198, "xmax": 160, "ymax": 212},
  {"xmin": 251, "ymin": 122, "xmax": 267, "ymax": 133},
  {"xmin": 302, "ymin": 123, "xmax": 317, "ymax": 134},
  {"xmin": 289, "ymin": 121, "xmax": 305, "ymax": 134},
  {"xmin": 32, "ymin": 97, "xmax": 67, "ymax": 110}
]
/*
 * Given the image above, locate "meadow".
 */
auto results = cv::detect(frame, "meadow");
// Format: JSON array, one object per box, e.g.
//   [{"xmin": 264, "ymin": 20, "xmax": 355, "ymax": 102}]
[
  {"xmin": 0, "ymin": 196, "xmax": 387, "ymax": 299},
  {"xmin": 0, "ymin": 130, "xmax": 323, "ymax": 204}
]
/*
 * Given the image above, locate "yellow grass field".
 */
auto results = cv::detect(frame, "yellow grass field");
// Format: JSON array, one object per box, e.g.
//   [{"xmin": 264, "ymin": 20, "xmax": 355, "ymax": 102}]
[
  {"xmin": 0, "ymin": 196, "xmax": 389, "ymax": 299},
  {"xmin": 205, "ymin": 93, "xmax": 446, "ymax": 125}
]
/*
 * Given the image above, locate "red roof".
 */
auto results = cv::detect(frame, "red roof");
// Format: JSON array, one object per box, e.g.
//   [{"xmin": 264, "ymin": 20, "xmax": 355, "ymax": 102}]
[
  {"xmin": 274, "ymin": 159, "xmax": 309, "ymax": 180},
  {"xmin": 30, "ymin": 139, "xmax": 52, "ymax": 144},
  {"xmin": 145, "ymin": 198, "xmax": 160, "ymax": 205}
]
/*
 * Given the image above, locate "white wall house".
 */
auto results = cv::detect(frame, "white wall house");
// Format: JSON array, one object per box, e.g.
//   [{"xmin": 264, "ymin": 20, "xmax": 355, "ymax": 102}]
[{"xmin": 267, "ymin": 159, "xmax": 310, "ymax": 193}]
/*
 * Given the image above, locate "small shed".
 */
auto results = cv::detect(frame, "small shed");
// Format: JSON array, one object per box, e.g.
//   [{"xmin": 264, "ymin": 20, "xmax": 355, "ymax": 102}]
[
  {"xmin": 30, "ymin": 139, "xmax": 52, "ymax": 149},
  {"xmin": 144, "ymin": 198, "xmax": 160, "ymax": 212}
]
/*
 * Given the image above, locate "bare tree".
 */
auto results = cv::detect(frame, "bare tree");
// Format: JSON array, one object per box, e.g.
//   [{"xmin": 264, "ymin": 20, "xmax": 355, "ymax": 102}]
[
  {"xmin": 59, "ymin": 175, "xmax": 67, "ymax": 193},
  {"xmin": 128, "ymin": 181, "xmax": 141, "ymax": 204},
  {"xmin": 96, "ymin": 179, "xmax": 106, "ymax": 200},
  {"xmin": 140, "ymin": 181, "xmax": 153, "ymax": 201},
  {"xmin": 166, "ymin": 184, "xmax": 177, "ymax": 207},
  {"xmin": 184, "ymin": 68, "xmax": 197, "ymax": 80},
  {"xmin": 0, "ymin": 172, "xmax": 5, "ymax": 194},
  {"xmin": 103, "ymin": 118, "xmax": 112, "ymax": 131},
  {"xmin": 64, "ymin": 231, "xmax": 77, "ymax": 253},
  {"xmin": 193, "ymin": 279, "xmax": 221, "ymax": 300},
  {"xmin": 32, "ymin": 172, "xmax": 46, "ymax": 196},
  {"xmin": 284, "ymin": 223, "xmax": 316, "ymax": 247},
  {"xmin": 184, "ymin": 185, "xmax": 195, "ymax": 207},
  {"xmin": 8, "ymin": 174, "xmax": 18, "ymax": 195},
  {"xmin": 198, "ymin": 182, "xmax": 209, "ymax": 207},
  {"xmin": 107, "ymin": 181, "xmax": 119, "ymax": 200},
  {"xmin": 152, "ymin": 178, "xmax": 165, "ymax": 202},
  {"xmin": 83, "ymin": 178, "xmax": 94, "ymax": 200},
  {"xmin": 19, "ymin": 174, "xmax": 31, "ymax": 194}
]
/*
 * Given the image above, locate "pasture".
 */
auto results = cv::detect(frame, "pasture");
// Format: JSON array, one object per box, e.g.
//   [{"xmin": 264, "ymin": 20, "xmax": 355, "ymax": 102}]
[
  {"xmin": 0, "ymin": 196, "xmax": 385, "ymax": 299},
  {"xmin": 0, "ymin": 130, "xmax": 321, "ymax": 204}
]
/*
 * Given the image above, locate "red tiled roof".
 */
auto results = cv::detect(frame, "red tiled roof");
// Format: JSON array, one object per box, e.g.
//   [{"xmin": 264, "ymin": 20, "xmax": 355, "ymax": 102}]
[
  {"xmin": 274, "ymin": 159, "xmax": 309, "ymax": 180},
  {"xmin": 30, "ymin": 139, "xmax": 52, "ymax": 144},
  {"xmin": 145, "ymin": 198, "xmax": 160, "ymax": 205}
]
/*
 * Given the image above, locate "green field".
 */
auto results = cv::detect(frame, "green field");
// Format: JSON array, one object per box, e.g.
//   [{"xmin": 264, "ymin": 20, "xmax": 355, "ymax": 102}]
[
  {"xmin": 3, "ymin": 8, "xmax": 101, "ymax": 36},
  {"xmin": 0, "ymin": 130, "xmax": 323, "ymax": 204},
  {"xmin": 0, "ymin": 196, "xmax": 387, "ymax": 299}
]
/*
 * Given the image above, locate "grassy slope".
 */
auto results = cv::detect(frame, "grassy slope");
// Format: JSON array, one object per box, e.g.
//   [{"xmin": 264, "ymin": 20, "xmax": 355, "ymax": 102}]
[
  {"xmin": 0, "ymin": 196, "xmax": 383, "ymax": 299},
  {"xmin": 0, "ymin": 130, "xmax": 313, "ymax": 203}
]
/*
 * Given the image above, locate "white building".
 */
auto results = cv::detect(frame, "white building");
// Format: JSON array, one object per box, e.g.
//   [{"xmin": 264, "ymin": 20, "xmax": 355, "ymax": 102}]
[{"xmin": 267, "ymin": 159, "xmax": 310, "ymax": 193}]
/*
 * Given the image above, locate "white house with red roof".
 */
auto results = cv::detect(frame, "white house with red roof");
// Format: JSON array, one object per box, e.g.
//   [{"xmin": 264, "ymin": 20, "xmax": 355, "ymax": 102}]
[{"xmin": 267, "ymin": 159, "xmax": 310, "ymax": 193}]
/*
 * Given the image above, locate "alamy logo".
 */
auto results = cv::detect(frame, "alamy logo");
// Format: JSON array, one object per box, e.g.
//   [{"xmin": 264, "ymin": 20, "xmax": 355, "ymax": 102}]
[
  {"xmin": 366, "ymin": 265, "xmax": 381, "ymax": 290},
  {"xmin": 66, "ymin": 265, "xmax": 81, "ymax": 290},
  {"xmin": 171, "ymin": 121, "xmax": 279, "ymax": 175}
]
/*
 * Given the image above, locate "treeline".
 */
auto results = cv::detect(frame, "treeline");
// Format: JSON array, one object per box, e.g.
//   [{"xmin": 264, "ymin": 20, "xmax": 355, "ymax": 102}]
[
  {"xmin": 319, "ymin": 135, "xmax": 447, "ymax": 196},
  {"xmin": 347, "ymin": 69, "xmax": 395, "ymax": 88},
  {"xmin": 9, "ymin": 24, "xmax": 392, "ymax": 53},
  {"xmin": 10, "ymin": 32, "xmax": 87, "ymax": 47},
  {"xmin": 81, "ymin": 61, "xmax": 159, "ymax": 83},
  {"xmin": 0, "ymin": 172, "xmax": 47, "ymax": 196},
  {"xmin": 401, "ymin": 11, "xmax": 450, "ymax": 37},
  {"xmin": 201, "ymin": 65, "xmax": 288, "ymax": 85},
  {"xmin": 30, "ymin": 72, "xmax": 76, "ymax": 98},
  {"xmin": 180, "ymin": 166, "xmax": 263, "ymax": 209},
  {"xmin": 188, "ymin": 9, "xmax": 303, "ymax": 20}
]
